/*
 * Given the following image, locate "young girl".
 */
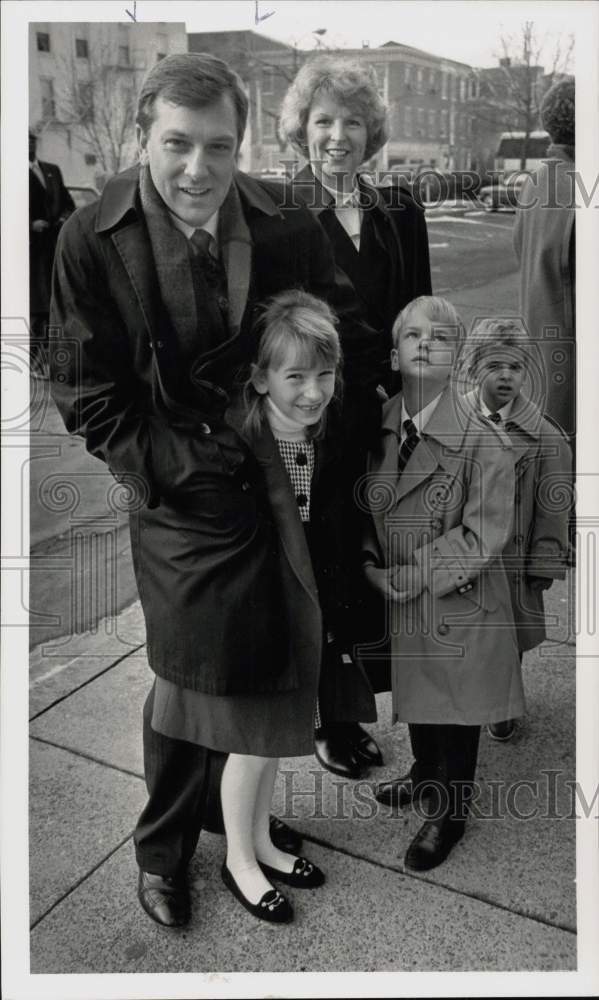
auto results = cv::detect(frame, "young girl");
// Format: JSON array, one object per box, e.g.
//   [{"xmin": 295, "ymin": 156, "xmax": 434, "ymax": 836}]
[{"xmin": 215, "ymin": 289, "xmax": 373, "ymax": 922}]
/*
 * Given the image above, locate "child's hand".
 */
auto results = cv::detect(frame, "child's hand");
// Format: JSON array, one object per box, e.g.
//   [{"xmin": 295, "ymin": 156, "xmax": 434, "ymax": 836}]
[
  {"xmin": 527, "ymin": 575, "xmax": 553, "ymax": 592},
  {"xmin": 392, "ymin": 564, "xmax": 425, "ymax": 602},
  {"xmin": 364, "ymin": 564, "xmax": 406, "ymax": 601}
]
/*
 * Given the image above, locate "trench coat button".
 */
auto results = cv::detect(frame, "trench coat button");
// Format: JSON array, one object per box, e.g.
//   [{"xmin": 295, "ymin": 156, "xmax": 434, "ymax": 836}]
[
  {"xmin": 217, "ymin": 296, "xmax": 228, "ymax": 311},
  {"xmin": 437, "ymin": 623, "xmax": 450, "ymax": 636},
  {"xmin": 155, "ymin": 340, "xmax": 164, "ymax": 349},
  {"xmin": 199, "ymin": 422, "xmax": 211, "ymax": 435}
]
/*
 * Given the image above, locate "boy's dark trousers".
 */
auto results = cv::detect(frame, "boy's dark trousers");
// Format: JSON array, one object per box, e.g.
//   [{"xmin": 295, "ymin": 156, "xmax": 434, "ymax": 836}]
[
  {"xmin": 134, "ymin": 683, "xmax": 225, "ymax": 877},
  {"xmin": 408, "ymin": 722, "xmax": 481, "ymax": 827}
]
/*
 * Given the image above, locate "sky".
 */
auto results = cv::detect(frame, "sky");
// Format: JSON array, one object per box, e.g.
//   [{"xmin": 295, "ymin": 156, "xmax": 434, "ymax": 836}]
[{"xmin": 180, "ymin": 0, "xmax": 579, "ymax": 68}]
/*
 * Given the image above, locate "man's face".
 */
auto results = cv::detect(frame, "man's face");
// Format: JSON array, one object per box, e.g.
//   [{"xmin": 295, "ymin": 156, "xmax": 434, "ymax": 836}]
[
  {"xmin": 391, "ymin": 305, "xmax": 457, "ymax": 389},
  {"xmin": 137, "ymin": 94, "xmax": 238, "ymax": 228},
  {"xmin": 477, "ymin": 345, "xmax": 527, "ymax": 411}
]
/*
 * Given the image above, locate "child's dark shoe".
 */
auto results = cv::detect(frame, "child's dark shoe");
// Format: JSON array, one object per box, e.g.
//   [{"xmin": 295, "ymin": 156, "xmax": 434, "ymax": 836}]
[
  {"xmin": 259, "ymin": 855, "xmax": 325, "ymax": 888},
  {"xmin": 221, "ymin": 863, "xmax": 293, "ymax": 923}
]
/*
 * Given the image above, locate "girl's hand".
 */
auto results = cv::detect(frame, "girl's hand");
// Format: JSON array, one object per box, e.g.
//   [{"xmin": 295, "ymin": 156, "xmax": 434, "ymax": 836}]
[
  {"xmin": 391, "ymin": 565, "xmax": 425, "ymax": 603},
  {"xmin": 364, "ymin": 564, "xmax": 408, "ymax": 602}
]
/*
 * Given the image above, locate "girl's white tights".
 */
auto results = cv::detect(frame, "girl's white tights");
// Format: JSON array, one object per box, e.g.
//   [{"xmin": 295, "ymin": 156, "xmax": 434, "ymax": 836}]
[{"xmin": 221, "ymin": 753, "xmax": 298, "ymax": 904}]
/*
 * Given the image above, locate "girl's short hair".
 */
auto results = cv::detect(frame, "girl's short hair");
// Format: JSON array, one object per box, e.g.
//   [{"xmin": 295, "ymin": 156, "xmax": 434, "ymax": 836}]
[
  {"xmin": 279, "ymin": 56, "xmax": 389, "ymax": 162},
  {"xmin": 465, "ymin": 317, "xmax": 530, "ymax": 372},
  {"xmin": 243, "ymin": 289, "xmax": 342, "ymax": 440},
  {"xmin": 136, "ymin": 52, "xmax": 248, "ymax": 149},
  {"xmin": 391, "ymin": 295, "xmax": 466, "ymax": 347}
]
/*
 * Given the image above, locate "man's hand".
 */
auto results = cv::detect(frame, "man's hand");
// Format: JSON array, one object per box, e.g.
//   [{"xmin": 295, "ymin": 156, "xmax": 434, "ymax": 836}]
[
  {"xmin": 364, "ymin": 563, "xmax": 416, "ymax": 602},
  {"xmin": 32, "ymin": 219, "xmax": 50, "ymax": 233},
  {"xmin": 392, "ymin": 564, "xmax": 425, "ymax": 603}
]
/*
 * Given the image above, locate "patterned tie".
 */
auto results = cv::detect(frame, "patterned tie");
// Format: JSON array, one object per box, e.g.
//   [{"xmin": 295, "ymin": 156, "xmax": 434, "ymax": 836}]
[
  {"xmin": 398, "ymin": 418, "xmax": 420, "ymax": 474},
  {"xmin": 190, "ymin": 229, "xmax": 227, "ymax": 294},
  {"xmin": 488, "ymin": 412, "xmax": 502, "ymax": 424}
]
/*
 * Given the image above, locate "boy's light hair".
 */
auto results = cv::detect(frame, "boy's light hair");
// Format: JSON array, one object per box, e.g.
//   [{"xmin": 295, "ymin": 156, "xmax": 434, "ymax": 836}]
[
  {"xmin": 466, "ymin": 317, "xmax": 530, "ymax": 373},
  {"xmin": 391, "ymin": 295, "xmax": 465, "ymax": 348}
]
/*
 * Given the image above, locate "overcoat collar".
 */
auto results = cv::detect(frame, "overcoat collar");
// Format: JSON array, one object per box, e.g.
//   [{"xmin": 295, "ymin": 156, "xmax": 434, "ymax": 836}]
[
  {"xmin": 292, "ymin": 163, "xmax": 394, "ymax": 222},
  {"xmin": 380, "ymin": 384, "xmax": 477, "ymax": 503},
  {"xmin": 463, "ymin": 389, "xmax": 543, "ymax": 440}
]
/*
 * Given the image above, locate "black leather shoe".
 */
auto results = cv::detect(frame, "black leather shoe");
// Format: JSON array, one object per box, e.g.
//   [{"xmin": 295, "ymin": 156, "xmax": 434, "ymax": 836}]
[
  {"xmin": 269, "ymin": 815, "xmax": 302, "ymax": 853},
  {"xmin": 137, "ymin": 870, "xmax": 190, "ymax": 927},
  {"xmin": 404, "ymin": 818, "xmax": 465, "ymax": 872},
  {"xmin": 314, "ymin": 729, "xmax": 363, "ymax": 779},
  {"xmin": 221, "ymin": 863, "xmax": 293, "ymax": 923},
  {"xmin": 375, "ymin": 773, "xmax": 434, "ymax": 808},
  {"xmin": 259, "ymin": 855, "xmax": 325, "ymax": 888},
  {"xmin": 487, "ymin": 719, "xmax": 515, "ymax": 741},
  {"xmin": 345, "ymin": 723, "xmax": 384, "ymax": 767}
]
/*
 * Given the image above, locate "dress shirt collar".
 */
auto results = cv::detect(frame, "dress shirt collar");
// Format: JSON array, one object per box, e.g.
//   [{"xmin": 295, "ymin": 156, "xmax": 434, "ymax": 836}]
[
  {"xmin": 478, "ymin": 392, "xmax": 514, "ymax": 422},
  {"xmin": 400, "ymin": 392, "xmax": 443, "ymax": 441},
  {"xmin": 168, "ymin": 208, "xmax": 219, "ymax": 248}
]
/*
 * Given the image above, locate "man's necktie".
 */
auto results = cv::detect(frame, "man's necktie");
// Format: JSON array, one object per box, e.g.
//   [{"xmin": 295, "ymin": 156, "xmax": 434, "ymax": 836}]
[
  {"xmin": 190, "ymin": 229, "xmax": 226, "ymax": 293},
  {"xmin": 398, "ymin": 418, "xmax": 420, "ymax": 474},
  {"xmin": 488, "ymin": 412, "xmax": 502, "ymax": 424}
]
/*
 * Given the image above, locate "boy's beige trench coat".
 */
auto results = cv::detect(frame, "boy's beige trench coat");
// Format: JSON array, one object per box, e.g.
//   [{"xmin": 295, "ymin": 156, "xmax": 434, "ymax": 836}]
[{"xmin": 362, "ymin": 387, "xmax": 524, "ymax": 725}]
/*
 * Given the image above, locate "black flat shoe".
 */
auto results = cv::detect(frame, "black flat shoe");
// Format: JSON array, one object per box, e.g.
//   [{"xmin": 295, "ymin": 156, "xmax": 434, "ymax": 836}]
[
  {"xmin": 269, "ymin": 815, "xmax": 303, "ymax": 853},
  {"xmin": 345, "ymin": 723, "xmax": 384, "ymax": 767},
  {"xmin": 375, "ymin": 773, "xmax": 433, "ymax": 808},
  {"xmin": 314, "ymin": 729, "xmax": 363, "ymax": 779},
  {"xmin": 259, "ymin": 855, "xmax": 325, "ymax": 888},
  {"xmin": 404, "ymin": 818, "xmax": 465, "ymax": 872},
  {"xmin": 137, "ymin": 870, "xmax": 190, "ymax": 927},
  {"xmin": 487, "ymin": 720, "xmax": 515, "ymax": 741},
  {"xmin": 221, "ymin": 863, "xmax": 293, "ymax": 923}
]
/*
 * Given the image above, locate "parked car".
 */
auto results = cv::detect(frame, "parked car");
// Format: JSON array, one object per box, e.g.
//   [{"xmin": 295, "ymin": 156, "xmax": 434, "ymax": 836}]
[
  {"xmin": 67, "ymin": 184, "xmax": 100, "ymax": 209},
  {"xmin": 477, "ymin": 172, "xmax": 534, "ymax": 213}
]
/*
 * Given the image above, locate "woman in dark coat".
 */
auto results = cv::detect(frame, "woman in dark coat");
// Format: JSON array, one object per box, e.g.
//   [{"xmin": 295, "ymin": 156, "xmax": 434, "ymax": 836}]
[{"xmin": 279, "ymin": 56, "xmax": 433, "ymax": 776}]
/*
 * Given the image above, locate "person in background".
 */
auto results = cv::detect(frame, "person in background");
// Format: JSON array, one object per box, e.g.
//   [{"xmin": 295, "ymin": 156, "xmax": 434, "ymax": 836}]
[
  {"xmin": 279, "ymin": 56, "xmax": 432, "ymax": 778},
  {"xmin": 462, "ymin": 318, "xmax": 572, "ymax": 741},
  {"xmin": 366, "ymin": 296, "xmax": 522, "ymax": 871},
  {"xmin": 513, "ymin": 77, "xmax": 575, "ymax": 455},
  {"xmin": 50, "ymin": 52, "xmax": 370, "ymax": 930},
  {"xmin": 29, "ymin": 128, "xmax": 75, "ymax": 378}
]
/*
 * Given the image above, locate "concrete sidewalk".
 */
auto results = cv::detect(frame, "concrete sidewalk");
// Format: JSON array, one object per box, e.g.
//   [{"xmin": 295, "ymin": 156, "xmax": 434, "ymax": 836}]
[{"xmin": 28, "ymin": 573, "xmax": 577, "ymax": 974}]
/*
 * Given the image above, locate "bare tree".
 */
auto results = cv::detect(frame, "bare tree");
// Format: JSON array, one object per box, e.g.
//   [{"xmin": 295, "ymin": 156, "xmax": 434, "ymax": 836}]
[
  {"xmin": 471, "ymin": 21, "xmax": 574, "ymax": 170},
  {"xmin": 54, "ymin": 45, "xmax": 144, "ymax": 179}
]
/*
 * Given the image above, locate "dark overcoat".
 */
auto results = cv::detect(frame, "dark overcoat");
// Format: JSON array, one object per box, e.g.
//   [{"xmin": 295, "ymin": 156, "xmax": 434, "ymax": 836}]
[
  {"xmin": 29, "ymin": 160, "xmax": 75, "ymax": 314},
  {"xmin": 50, "ymin": 166, "xmax": 367, "ymax": 696}
]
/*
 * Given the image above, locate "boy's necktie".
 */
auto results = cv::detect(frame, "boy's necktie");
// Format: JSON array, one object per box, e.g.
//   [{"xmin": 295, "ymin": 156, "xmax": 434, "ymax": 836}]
[
  {"xmin": 488, "ymin": 411, "xmax": 502, "ymax": 424},
  {"xmin": 398, "ymin": 418, "xmax": 419, "ymax": 474}
]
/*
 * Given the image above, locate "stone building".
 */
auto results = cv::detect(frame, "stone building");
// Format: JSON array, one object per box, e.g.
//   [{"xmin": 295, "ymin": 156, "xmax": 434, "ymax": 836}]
[{"xmin": 29, "ymin": 22, "xmax": 187, "ymax": 190}]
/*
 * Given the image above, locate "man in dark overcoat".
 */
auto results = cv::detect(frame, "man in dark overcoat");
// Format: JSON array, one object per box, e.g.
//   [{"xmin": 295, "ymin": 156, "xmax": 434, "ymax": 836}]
[
  {"xmin": 50, "ymin": 52, "xmax": 373, "ymax": 929},
  {"xmin": 29, "ymin": 129, "xmax": 75, "ymax": 376}
]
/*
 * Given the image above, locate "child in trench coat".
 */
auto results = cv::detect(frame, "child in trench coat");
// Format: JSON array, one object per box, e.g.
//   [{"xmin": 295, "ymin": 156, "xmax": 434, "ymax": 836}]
[
  {"xmin": 363, "ymin": 296, "xmax": 523, "ymax": 872},
  {"xmin": 463, "ymin": 317, "xmax": 572, "ymax": 741}
]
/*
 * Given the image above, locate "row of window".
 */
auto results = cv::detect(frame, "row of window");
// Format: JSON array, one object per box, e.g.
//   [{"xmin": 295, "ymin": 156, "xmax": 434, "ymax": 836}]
[
  {"xmin": 260, "ymin": 106, "xmax": 472, "ymax": 142},
  {"xmin": 36, "ymin": 30, "xmax": 168, "ymax": 63},
  {"xmin": 403, "ymin": 64, "xmax": 477, "ymax": 100}
]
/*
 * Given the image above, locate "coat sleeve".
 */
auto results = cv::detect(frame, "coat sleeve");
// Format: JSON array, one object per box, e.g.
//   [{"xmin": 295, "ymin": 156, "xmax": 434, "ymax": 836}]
[
  {"xmin": 50, "ymin": 211, "xmax": 158, "ymax": 509},
  {"xmin": 527, "ymin": 427, "xmax": 573, "ymax": 579},
  {"xmin": 56, "ymin": 166, "xmax": 76, "ymax": 221},
  {"xmin": 413, "ymin": 430, "xmax": 516, "ymax": 597},
  {"xmin": 408, "ymin": 201, "xmax": 433, "ymax": 298}
]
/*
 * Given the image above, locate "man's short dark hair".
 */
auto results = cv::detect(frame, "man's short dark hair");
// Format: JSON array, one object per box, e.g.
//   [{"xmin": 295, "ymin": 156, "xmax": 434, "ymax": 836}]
[{"xmin": 136, "ymin": 52, "xmax": 249, "ymax": 148}]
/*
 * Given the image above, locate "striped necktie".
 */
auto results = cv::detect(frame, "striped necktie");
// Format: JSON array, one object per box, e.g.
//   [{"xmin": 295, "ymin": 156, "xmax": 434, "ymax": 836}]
[{"xmin": 398, "ymin": 418, "xmax": 419, "ymax": 474}]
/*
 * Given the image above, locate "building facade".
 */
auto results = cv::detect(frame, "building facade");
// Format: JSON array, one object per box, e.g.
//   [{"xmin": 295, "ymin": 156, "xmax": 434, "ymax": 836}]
[
  {"xmin": 29, "ymin": 22, "xmax": 187, "ymax": 189},
  {"xmin": 188, "ymin": 31, "xmax": 477, "ymax": 174}
]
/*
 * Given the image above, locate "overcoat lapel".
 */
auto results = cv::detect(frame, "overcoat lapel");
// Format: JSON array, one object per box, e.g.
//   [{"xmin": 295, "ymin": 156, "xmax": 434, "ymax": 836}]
[{"xmin": 111, "ymin": 220, "xmax": 162, "ymax": 343}]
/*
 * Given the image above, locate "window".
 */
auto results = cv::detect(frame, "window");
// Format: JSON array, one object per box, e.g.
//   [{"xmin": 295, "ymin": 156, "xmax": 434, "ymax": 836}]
[
  {"xmin": 84, "ymin": 153, "xmax": 97, "ymax": 165},
  {"xmin": 416, "ymin": 67, "xmax": 424, "ymax": 94},
  {"xmin": 441, "ymin": 71, "xmax": 447, "ymax": 100},
  {"xmin": 262, "ymin": 67, "xmax": 275, "ymax": 96},
  {"xmin": 416, "ymin": 107, "xmax": 424, "ymax": 134},
  {"xmin": 75, "ymin": 38, "xmax": 89, "ymax": 58},
  {"xmin": 440, "ymin": 110, "xmax": 448, "ymax": 138},
  {"xmin": 370, "ymin": 64, "xmax": 386, "ymax": 99},
  {"xmin": 404, "ymin": 105, "xmax": 412, "ymax": 137},
  {"xmin": 77, "ymin": 82, "xmax": 94, "ymax": 123},
  {"xmin": 156, "ymin": 33, "xmax": 167, "ymax": 61},
  {"xmin": 36, "ymin": 32, "xmax": 50, "ymax": 52},
  {"xmin": 428, "ymin": 109, "xmax": 436, "ymax": 137},
  {"xmin": 429, "ymin": 68, "xmax": 436, "ymax": 92},
  {"xmin": 404, "ymin": 64, "xmax": 412, "ymax": 90},
  {"xmin": 459, "ymin": 77, "xmax": 466, "ymax": 102},
  {"xmin": 118, "ymin": 45, "xmax": 130, "ymax": 66},
  {"xmin": 40, "ymin": 78, "xmax": 55, "ymax": 120}
]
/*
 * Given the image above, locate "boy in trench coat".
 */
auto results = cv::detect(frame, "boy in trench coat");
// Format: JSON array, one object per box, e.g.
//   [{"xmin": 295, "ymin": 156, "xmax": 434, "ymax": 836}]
[
  {"xmin": 49, "ymin": 52, "xmax": 375, "ymax": 928},
  {"xmin": 463, "ymin": 318, "xmax": 572, "ymax": 741},
  {"xmin": 363, "ymin": 296, "xmax": 523, "ymax": 871}
]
